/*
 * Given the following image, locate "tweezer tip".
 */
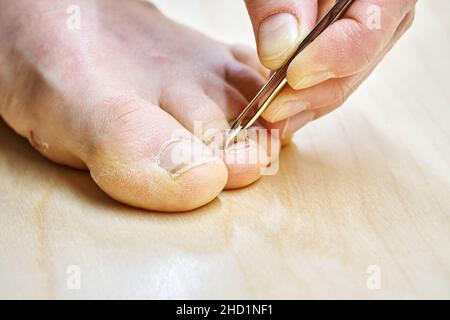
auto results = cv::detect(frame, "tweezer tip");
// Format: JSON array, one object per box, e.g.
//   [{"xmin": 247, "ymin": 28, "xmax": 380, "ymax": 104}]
[{"xmin": 225, "ymin": 127, "xmax": 243, "ymax": 150}]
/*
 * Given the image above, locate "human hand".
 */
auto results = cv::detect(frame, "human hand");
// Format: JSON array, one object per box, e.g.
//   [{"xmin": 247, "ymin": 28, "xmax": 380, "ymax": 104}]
[{"xmin": 245, "ymin": 0, "xmax": 417, "ymax": 137}]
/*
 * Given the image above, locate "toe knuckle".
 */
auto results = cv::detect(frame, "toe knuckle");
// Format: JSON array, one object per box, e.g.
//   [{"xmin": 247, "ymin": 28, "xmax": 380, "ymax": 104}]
[{"xmin": 86, "ymin": 97, "xmax": 150, "ymax": 157}]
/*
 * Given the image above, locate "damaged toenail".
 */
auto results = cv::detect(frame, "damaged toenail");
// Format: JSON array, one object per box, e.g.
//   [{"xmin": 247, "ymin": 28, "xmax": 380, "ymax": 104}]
[
  {"xmin": 157, "ymin": 138, "xmax": 219, "ymax": 177},
  {"xmin": 226, "ymin": 128, "xmax": 251, "ymax": 151},
  {"xmin": 203, "ymin": 129, "xmax": 225, "ymax": 149},
  {"xmin": 225, "ymin": 134, "xmax": 250, "ymax": 152},
  {"xmin": 206, "ymin": 128, "xmax": 253, "ymax": 152}
]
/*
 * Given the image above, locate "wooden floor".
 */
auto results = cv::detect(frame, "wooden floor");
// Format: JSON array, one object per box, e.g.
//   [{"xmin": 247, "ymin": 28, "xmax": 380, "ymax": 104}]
[{"xmin": 1, "ymin": 0, "xmax": 449, "ymax": 299}]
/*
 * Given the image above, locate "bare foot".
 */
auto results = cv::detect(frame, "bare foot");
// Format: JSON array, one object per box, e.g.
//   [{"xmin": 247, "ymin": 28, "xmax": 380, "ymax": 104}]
[{"xmin": 0, "ymin": 0, "xmax": 278, "ymax": 212}]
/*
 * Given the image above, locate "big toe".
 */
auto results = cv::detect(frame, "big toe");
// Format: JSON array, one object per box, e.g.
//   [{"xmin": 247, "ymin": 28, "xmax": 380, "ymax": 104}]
[{"xmin": 81, "ymin": 99, "xmax": 228, "ymax": 212}]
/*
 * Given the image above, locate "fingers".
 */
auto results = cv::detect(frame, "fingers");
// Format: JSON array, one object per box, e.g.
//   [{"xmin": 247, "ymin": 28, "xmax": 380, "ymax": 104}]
[
  {"xmin": 263, "ymin": 7, "xmax": 417, "ymax": 125},
  {"xmin": 287, "ymin": 0, "xmax": 417, "ymax": 90},
  {"xmin": 262, "ymin": 78, "xmax": 354, "ymax": 122},
  {"xmin": 260, "ymin": 111, "xmax": 315, "ymax": 146},
  {"xmin": 244, "ymin": 0, "xmax": 318, "ymax": 70},
  {"xmin": 392, "ymin": 8, "xmax": 416, "ymax": 41}
]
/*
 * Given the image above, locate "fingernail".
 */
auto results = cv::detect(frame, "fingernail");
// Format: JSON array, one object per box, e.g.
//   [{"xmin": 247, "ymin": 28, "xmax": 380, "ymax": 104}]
[
  {"xmin": 259, "ymin": 13, "xmax": 299, "ymax": 70},
  {"xmin": 282, "ymin": 111, "xmax": 315, "ymax": 139},
  {"xmin": 292, "ymin": 71, "xmax": 335, "ymax": 90},
  {"xmin": 157, "ymin": 138, "xmax": 218, "ymax": 176},
  {"xmin": 268, "ymin": 100, "xmax": 310, "ymax": 122}
]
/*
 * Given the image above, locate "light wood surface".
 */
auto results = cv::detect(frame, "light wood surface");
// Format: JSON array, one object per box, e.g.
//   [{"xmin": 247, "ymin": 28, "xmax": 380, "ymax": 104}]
[{"xmin": 1, "ymin": 0, "xmax": 449, "ymax": 299}]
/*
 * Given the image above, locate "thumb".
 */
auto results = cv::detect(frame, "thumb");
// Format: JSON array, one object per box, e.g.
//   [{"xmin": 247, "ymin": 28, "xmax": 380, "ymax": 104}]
[{"xmin": 244, "ymin": 0, "xmax": 318, "ymax": 70}]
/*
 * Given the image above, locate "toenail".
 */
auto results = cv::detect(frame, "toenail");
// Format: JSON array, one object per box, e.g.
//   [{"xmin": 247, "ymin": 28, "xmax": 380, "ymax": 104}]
[
  {"xmin": 224, "ymin": 128, "xmax": 252, "ymax": 151},
  {"xmin": 225, "ymin": 133, "xmax": 250, "ymax": 152},
  {"xmin": 203, "ymin": 129, "xmax": 225, "ymax": 149},
  {"xmin": 204, "ymin": 129, "xmax": 250, "ymax": 153},
  {"xmin": 223, "ymin": 137, "xmax": 265, "ymax": 167},
  {"xmin": 157, "ymin": 138, "xmax": 219, "ymax": 177}
]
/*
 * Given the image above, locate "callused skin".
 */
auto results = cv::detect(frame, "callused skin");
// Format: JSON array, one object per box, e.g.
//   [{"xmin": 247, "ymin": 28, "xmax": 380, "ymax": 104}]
[{"xmin": 0, "ymin": 0, "xmax": 280, "ymax": 212}]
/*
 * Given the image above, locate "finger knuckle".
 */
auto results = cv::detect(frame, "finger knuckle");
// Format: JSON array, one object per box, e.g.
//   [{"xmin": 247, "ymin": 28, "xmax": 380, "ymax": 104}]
[
  {"xmin": 338, "ymin": 21, "xmax": 377, "ymax": 72},
  {"xmin": 332, "ymin": 82, "xmax": 351, "ymax": 106}
]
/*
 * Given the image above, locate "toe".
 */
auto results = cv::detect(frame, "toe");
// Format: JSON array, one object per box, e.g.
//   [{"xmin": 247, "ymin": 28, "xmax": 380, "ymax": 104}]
[
  {"xmin": 202, "ymin": 76, "xmax": 249, "ymax": 122},
  {"xmin": 230, "ymin": 44, "xmax": 269, "ymax": 78},
  {"xmin": 81, "ymin": 98, "xmax": 228, "ymax": 212},
  {"xmin": 222, "ymin": 134, "xmax": 269, "ymax": 189},
  {"xmin": 160, "ymin": 86, "xmax": 269, "ymax": 189},
  {"xmin": 205, "ymin": 129, "xmax": 279, "ymax": 190},
  {"xmin": 160, "ymin": 84, "xmax": 231, "ymax": 134},
  {"xmin": 225, "ymin": 61, "xmax": 266, "ymax": 103}
]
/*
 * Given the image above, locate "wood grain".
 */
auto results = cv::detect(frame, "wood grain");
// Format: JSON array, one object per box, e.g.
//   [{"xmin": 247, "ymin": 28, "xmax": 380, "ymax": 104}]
[{"xmin": 0, "ymin": 0, "xmax": 449, "ymax": 299}]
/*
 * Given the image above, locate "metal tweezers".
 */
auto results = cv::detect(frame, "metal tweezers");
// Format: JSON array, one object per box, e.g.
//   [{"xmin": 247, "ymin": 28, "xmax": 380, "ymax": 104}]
[{"xmin": 227, "ymin": 0, "xmax": 355, "ymax": 146}]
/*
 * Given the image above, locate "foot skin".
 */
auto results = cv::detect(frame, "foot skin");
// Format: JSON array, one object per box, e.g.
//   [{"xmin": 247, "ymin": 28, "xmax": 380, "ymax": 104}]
[{"xmin": 0, "ymin": 0, "xmax": 279, "ymax": 212}]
